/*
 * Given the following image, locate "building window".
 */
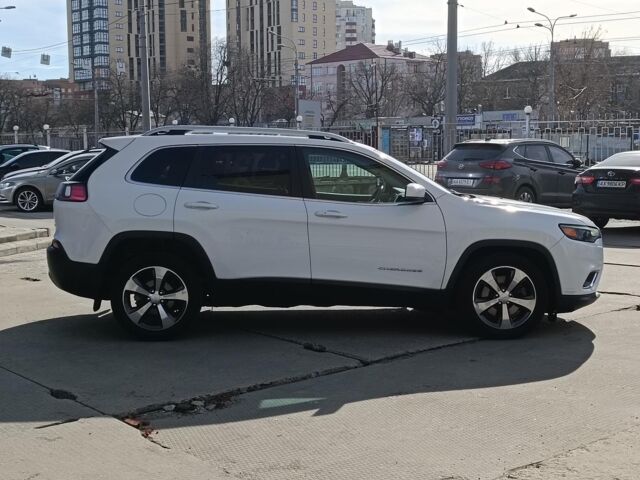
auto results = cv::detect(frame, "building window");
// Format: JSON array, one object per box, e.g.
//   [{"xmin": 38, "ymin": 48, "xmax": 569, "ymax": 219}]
[
  {"xmin": 313, "ymin": 39, "xmax": 317, "ymax": 48},
  {"xmin": 313, "ymin": 27, "xmax": 317, "ymax": 36},
  {"xmin": 115, "ymin": 34, "xmax": 123, "ymax": 41},
  {"xmin": 73, "ymin": 47, "xmax": 81, "ymax": 57},
  {"xmin": 82, "ymin": 45, "xmax": 91, "ymax": 56},
  {"xmin": 115, "ymin": 0, "xmax": 123, "ymax": 4},
  {"xmin": 298, "ymin": 38, "xmax": 305, "ymax": 45},
  {"xmin": 71, "ymin": 0, "xmax": 79, "ymax": 9},
  {"xmin": 81, "ymin": 9, "xmax": 89, "ymax": 20},
  {"xmin": 313, "ymin": 14, "xmax": 317, "ymax": 23},
  {"xmin": 94, "ymin": 7, "xmax": 108, "ymax": 18},
  {"xmin": 313, "ymin": 52, "xmax": 318, "ymax": 59},
  {"xmin": 72, "ymin": 23, "xmax": 81, "ymax": 34},
  {"xmin": 298, "ymin": 26, "xmax": 305, "ymax": 32},
  {"xmin": 116, "ymin": 47, "xmax": 124, "ymax": 53},
  {"xmin": 298, "ymin": 52, "xmax": 305, "ymax": 59},
  {"xmin": 313, "ymin": 1, "xmax": 317, "ymax": 10},
  {"xmin": 72, "ymin": 12, "xmax": 80, "ymax": 22},
  {"xmin": 187, "ymin": 47, "xmax": 194, "ymax": 53},
  {"xmin": 115, "ymin": 23, "xmax": 124, "ymax": 29},
  {"xmin": 187, "ymin": 36, "xmax": 194, "ymax": 41},
  {"xmin": 180, "ymin": 10, "xmax": 187, "ymax": 32},
  {"xmin": 115, "ymin": 11, "xmax": 123, "ymax": 17}
]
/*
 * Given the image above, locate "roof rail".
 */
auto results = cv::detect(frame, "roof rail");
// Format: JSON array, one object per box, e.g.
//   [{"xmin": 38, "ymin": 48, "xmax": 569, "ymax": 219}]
[{"xmin": 142, "ymin": 125, "xmax": 351, "ymax": 143}]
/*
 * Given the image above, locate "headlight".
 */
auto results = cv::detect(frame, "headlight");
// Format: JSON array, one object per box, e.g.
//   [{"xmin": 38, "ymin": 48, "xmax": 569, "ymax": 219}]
[
  {"xmin": 0, "ymin": 181, "xmax": 15, "ymax": 189},
  {"xmin": 559, "ymin": 224, "xmax": 601, "ymax": 243}
]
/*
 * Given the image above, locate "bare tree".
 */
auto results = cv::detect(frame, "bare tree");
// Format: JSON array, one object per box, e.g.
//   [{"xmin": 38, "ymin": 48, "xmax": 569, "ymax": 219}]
[
  {"xmin": 103, "ymin": 68, "xmax": 141, "ymax": 132},
  {"xmin": 349, "ymin": 59, "xmax": 403, "ymax": 118},
  {"xmin": 227, "ymin": 47, "xmax": 267, "ymax": 126},
  {"xmin": 403, "ymin": 44, "xmax": 446, "ymax": 116}
]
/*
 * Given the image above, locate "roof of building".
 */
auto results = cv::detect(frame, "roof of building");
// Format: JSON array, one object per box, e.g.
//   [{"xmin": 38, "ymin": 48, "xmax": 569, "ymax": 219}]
[{"xmin": 309, "ymin": 43, "xmax": 429, "ymax": 65}]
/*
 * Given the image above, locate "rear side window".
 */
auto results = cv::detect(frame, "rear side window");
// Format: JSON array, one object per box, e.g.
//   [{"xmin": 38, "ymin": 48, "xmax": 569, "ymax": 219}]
[
  {"xmin": 19, "ymin": 153, "xmax": 51, "ymax": 168},
  {"xmin": 445, "ymin": 145, "xmax": 505, "ymax": 162},
  {"xmin": 131, "ymin": 147, "xmax": 197, "ymax": 187},
  {"xmin": 184, "ymin": 146, "xmax": 294, "ymax": 197}
]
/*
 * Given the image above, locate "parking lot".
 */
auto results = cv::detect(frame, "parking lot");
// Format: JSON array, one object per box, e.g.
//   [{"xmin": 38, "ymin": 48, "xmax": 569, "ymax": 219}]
[{"xmin": 1, "ymin": 203, "xmax": 639, "ymax": 480}]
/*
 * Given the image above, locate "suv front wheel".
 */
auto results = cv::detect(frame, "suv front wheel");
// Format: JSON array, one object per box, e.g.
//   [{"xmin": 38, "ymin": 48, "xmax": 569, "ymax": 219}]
[
  {"xmin": 110, "ymin": 254, "xmax": 202, "ymax": 340},
  {"xmin": 456, "ymin": 254, "xmax": 548, "ymax": 338}
]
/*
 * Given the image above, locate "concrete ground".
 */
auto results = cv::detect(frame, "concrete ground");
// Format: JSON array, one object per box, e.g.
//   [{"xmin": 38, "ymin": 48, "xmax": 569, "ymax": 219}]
[{"xmin": 1, "ymin": 204, "xmax": 639, "ymax": 480}]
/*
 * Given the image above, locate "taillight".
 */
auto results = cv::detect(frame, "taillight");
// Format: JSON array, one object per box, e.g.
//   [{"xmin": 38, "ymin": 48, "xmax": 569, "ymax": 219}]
[
  {"xmin": 436, "ymin": 160, "xmax": 448, "ymax": 170},
  {"xmin": 630, "ymin": 177, "xmax": 640, "ymax": 185},
  {"xmin": 479, "ymin": 160, "xmax": 512, "ymax": 170},
  {"xmin": 56, "ymin": 182, "xmax": 87, "ymax": 202},
  {"xmin": 482, "ymin": 175, "xmax": 501, "ymax": 184},
  {"xmin": 575, "ymin": 175, "xmax": 595, "ymax": 185}
]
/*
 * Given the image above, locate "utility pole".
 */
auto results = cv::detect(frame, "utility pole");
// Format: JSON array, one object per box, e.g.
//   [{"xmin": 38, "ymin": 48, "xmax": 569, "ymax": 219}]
[
  {"xmin": 445, "ymin": 0, "xmax": 458, "ymax": 153},
  {"xmin": 138, "ymin": 0, "xmax": 151, "ymax": 132},
  {"xmin": 93, "ymin": 57, "xmax": 99, "ymax": 146}
]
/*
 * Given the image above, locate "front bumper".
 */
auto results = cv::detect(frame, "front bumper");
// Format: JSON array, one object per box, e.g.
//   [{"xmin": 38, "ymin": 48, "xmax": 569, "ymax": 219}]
[
  {"xmin": 47, "ymin": 241, "xmax": 105, "ymax": 300},
  {"xmin": 0, "ymin": 186, "xmax": 16, "ymax": 204},
  {"xmin": 556, "ymin": 292, "xmax": 599, "ymax": 313}
]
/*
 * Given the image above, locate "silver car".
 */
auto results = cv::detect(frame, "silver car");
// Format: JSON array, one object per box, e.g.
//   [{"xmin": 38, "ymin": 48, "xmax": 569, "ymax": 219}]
[{"xmin": 0, "ymin": 150, "xmax": 100, "ymax": 212}]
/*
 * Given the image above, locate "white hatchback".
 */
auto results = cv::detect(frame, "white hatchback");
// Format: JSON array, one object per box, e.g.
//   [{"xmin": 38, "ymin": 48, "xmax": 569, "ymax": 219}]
[{"xmin": 47, "ymin": 126, "xmax": 603, "ymax": 339}]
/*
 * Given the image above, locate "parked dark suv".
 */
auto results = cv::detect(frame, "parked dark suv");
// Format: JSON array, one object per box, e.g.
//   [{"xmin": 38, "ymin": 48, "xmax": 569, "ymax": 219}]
[{"xmin": 435, "ymin": 139, "xmax": 582, "ymax": 206}]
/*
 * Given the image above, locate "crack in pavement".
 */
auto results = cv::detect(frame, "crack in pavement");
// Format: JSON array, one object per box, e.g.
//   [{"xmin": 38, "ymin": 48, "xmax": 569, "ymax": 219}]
[
  {"xmin": 599, "ymin": 290, "xmax": 640, "ymax": 298},
  {"xmin": 0, "ymin": 364, "xmax": 106, "ymax": 419},
  {"xmin": 604, "ymin": 262, "xmax": 640, "ymax": 268}
]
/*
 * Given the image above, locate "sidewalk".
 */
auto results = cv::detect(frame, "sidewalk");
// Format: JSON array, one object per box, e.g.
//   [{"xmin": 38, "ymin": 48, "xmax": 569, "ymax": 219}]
[{"xmin": 0, "ymin": 225, "xmax": 51, "ymax": 257}]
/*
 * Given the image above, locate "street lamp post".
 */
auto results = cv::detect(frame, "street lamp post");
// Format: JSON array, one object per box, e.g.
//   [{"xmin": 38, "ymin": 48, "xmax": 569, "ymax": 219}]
[
  {"xmin": 12, "ymin": 125, "xmax": 18, "ymax": 143},
  {"xmin": 267, "ymin": 28, "xmax": 300, "ymax": 121},
  {"xmin": 524, "ymin": 105, "xmax": 533, "ymax": 138},
  {"xmin": 527, "ymin": 7, "xmax": 577, "ymax": 127},
  {"xmin": 43, "ymin": 124, "xmax": 50, "ymax": 147}
]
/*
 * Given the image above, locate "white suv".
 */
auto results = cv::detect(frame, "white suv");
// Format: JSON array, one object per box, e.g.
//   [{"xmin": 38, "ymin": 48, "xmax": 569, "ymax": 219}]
[{"xmin": 47, "ymin": 126, "xmax": 603, "ymax": 339}]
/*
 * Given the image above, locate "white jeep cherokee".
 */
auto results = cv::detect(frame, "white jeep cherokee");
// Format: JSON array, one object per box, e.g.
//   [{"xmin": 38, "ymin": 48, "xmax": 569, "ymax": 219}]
[{"xmin": 47, "ymin": 126, "xmax": 603, "ymax": 339}]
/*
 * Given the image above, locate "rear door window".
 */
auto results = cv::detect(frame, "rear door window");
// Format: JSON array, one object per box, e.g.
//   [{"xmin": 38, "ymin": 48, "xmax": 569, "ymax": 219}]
[
  {"xmin": 445, "ymin": 145, "xmax": 505, "ymax": 162},
  {"xmin": 184, "ymin": 146, "xmax": 294, "ymax": 197},
  {"xmin": 523, "ymin": 145, "xmax": 550, "ymax": 162},
  {"xmin": 19, "ymin": 153, "xmax": 50, "ymax": 168},
  {"xmin": 131, "ymin": 146, "xmax": 197, "ymax": 187}
]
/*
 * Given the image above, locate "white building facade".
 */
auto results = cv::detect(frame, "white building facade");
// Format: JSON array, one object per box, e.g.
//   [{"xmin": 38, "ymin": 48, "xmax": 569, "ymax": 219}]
[{"xmin": 335, "ymin": 0, "xmax": 375, "ymax": 50}]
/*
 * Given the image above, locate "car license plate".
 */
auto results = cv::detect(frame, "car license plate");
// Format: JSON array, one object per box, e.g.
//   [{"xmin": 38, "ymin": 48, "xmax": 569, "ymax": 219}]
[
  {"xmin": 597, "ymin": 180, "xmax": 626, "ymax": 188},
  {"xmin": 449, "ymin": 178, "xmax": 475, "ymax": 187}
]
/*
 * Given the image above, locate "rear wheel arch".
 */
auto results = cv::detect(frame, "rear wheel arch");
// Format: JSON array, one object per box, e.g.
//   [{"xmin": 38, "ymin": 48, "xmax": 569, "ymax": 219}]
[
  {"xmin": 99, "ymin": 232, "xmax": 216, "ymax": 295},
  {"xmin": 446, "ymin": 241, "xmax": 561, "ymax": 311}
]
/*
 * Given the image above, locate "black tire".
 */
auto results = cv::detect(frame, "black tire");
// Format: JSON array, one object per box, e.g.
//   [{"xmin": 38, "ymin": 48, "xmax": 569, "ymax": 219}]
[
  {"xmin": 110, "ymin": 253, "xmax": 202, "ymax": 340},
  {"xmin": 455, "ymin": 253, "xmax": 548, "ymax": 339},
  {"xmin": 589, "ymin": 217, "xmax": 609, "ymax": 229},
  {"xmin": 515, "ymin": 186, "xmax": 536, "ymax": 204},
  {"xmin": 14, "ymin": 187, "xmax": 43, "ymax": 213}
]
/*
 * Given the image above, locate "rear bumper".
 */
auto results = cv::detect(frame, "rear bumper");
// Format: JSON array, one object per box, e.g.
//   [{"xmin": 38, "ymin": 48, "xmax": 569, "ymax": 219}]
[
  {"xmin": 573, "ymin": 192, "xmax": 640, "ymax": 219},
  {"xmin": 555, "ymin": 292, "xmax": 599, "ymax": 313},
  {"xmin": 47, "ymin": 241, "xmax": 104, "ymax": 300}
]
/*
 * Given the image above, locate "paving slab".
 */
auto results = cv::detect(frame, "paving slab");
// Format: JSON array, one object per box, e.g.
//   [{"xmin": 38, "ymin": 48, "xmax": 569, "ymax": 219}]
[
  {"xmin": 150, "ymin": 312, "xmax": 640, "ymax": 480},
  {"xmin": 0, "ymin": 416, "xmax": 223, "ymax": 480},
  {"xmin": 598, "ymin": 264, "xmax": 640, "ymax": 297}
]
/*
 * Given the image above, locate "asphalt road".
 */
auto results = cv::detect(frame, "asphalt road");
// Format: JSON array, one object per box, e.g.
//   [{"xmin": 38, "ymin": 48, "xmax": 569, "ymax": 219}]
[{"xmin": 1, "ymin": 205, "xmax": 639, "ymax": 480}]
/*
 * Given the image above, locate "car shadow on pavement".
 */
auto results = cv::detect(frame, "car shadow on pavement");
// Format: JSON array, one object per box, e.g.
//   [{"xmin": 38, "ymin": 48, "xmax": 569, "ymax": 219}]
[{"xmin": 0, "ymin": 307, "xmax": 595, "ymax": 427}]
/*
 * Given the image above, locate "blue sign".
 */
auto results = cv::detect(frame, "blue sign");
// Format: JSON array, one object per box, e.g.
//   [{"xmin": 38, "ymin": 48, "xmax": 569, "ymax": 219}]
[{"xmin": 456, "ymin": 114, "xmax": 476, "ymax": 126}]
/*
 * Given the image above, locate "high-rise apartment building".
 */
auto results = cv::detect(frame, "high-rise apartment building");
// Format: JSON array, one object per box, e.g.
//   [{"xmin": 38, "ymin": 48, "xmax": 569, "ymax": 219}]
[
  {"xmin": 67, "ymin": 0, "xmax": 211, "ymax": 90},
  {"xmin": 226, "ymin": 0, "xmax": 337, "ymax": 88},
  {"xmin": 335, "ymin": 0, "xmax": 374, "ymax": 51}
]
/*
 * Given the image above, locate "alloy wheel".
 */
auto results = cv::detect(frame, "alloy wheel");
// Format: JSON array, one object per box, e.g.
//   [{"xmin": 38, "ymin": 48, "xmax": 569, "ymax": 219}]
[
  {"xmin": 16, "ymin": 190, "xmax": 40, "ymax": 212},
  {"xmin": 472, "ymin": 266, "xmax": 537, "ymax": 331},
  {"xmin": 518, "ymin": 191, "xmax": 533, "ymax": 203},
  {"xmin": 122, "ymin": 266, "xmax": 189, "ymax": 331}
]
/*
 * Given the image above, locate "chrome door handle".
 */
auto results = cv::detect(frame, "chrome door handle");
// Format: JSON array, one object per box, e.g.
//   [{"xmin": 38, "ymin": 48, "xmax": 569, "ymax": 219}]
[
  {"xmin": 184, "ymin": 201, "xmax": 219, "ymax": 210},
  {"xmin": 315, "ymin": 210, "xmax": 348, "ymax": 219}
]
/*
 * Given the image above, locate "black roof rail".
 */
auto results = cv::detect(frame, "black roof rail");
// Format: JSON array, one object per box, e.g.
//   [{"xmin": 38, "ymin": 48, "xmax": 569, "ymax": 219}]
[{"xmin": 142, "ymin": 125, "xmax": 351, "ymax": 143}]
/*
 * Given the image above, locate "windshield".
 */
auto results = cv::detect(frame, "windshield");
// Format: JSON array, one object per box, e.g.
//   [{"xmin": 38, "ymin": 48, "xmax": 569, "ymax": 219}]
[{"xmin": 42, "ymin": 151, "xmax": 85, "ymax": 169}]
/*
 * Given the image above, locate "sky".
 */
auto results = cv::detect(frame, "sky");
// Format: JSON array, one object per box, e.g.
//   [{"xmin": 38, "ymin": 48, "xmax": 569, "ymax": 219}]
[{"xmin": 1, "ymin": 0, "xmax": 640, "ymax": 80}]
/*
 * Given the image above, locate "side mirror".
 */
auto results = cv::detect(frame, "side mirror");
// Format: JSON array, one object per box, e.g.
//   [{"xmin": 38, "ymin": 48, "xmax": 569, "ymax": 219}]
[
  {"xmin": 405, "ymin": 183, "xmax": 427, "ymax": 201},
  {"xmin": 49, "ymin": 168, "xmax": 58, "ymax": 176},
  {"xmin": 567, "ymin": 159, "xmax": 582, "ymax": 169}
]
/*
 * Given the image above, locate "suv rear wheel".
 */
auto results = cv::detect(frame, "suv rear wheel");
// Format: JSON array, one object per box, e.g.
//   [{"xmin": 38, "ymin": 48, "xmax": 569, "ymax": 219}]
[
  {"xmin": 515, "ymin": 186, "xmax": 536, "ymax": 203},
  {"xmin": 456, "ymin": 253, "xmax": 548, "ymax": 339},
  {"xmin": 110, "ymin": 254, "xmax": 202, "ymax": 340}
]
